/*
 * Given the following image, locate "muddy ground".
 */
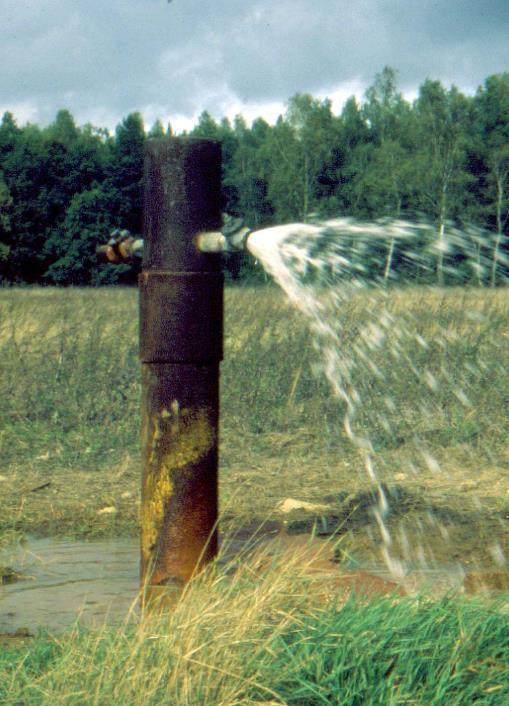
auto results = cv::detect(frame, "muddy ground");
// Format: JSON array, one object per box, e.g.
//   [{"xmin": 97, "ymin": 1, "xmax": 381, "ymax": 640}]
[{"xmin": 2, "ymin": 438, "xmax": 509, "ymax": 573}]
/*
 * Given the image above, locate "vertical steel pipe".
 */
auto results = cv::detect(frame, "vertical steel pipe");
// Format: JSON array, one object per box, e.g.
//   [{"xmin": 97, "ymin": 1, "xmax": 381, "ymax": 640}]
[{"xmin": 139, "ymin": 138, "xmax": 223, "ymax": 601}]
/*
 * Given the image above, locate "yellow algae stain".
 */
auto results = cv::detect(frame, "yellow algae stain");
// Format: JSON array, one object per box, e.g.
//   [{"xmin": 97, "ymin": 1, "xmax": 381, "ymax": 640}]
[
  {"xmin": 148, "ymin": 405, "xmax": 215, "ymax": 471},
  {"xmin": 141, "ymin": 470, "xmax": 174, "ymax": 563},
  {"xmin": 141, "ymin": 406, "xmax": 216, "ymax": 563}
]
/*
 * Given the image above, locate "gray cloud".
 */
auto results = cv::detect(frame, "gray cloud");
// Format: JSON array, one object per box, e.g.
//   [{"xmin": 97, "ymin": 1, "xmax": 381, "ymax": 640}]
[{"xmin": 1, "ymin": 0, "xmax": 508, "ymax": 129}]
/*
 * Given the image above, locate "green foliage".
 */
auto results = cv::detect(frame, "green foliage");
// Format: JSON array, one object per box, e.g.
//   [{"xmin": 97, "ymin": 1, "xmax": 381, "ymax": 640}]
[
  {"xmin": 105, "ymin": 112, "xmax": 145, "ymax": 234},
  {"xmin": 259, "ymin": 596, "xmax": 509, "ymax": 705},
  {"xmin": 231, "ymin": 115, "xmax": 274, "ymax": 227},
  {"xmin": 45, "ymin": 186, "xmax": 129, "ymax": 285},
  {"xmin": 0, "ymin": 173, "xmax": 12, "ymax": 273},
  {"xmin": 1, "ymin": 595, "xmax": 509, "ymax": 705},
  {"xmin": 0, "ymin": 109, "xmax": 142, "ymax": 285},
  {"xmin": 1, "ymin": 69, "xmax": 509, "ymax": 285}
]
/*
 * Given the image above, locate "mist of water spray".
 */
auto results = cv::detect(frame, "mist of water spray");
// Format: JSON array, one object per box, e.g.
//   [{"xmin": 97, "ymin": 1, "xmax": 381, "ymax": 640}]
[{"xmin": 247, "ymin": 217, "xmax": 508, "ymax": 578}]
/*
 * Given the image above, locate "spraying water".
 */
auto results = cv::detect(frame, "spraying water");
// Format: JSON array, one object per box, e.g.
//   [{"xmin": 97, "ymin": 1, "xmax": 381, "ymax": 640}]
[
  {"xmin": 98, "ymin": 215, "xmax": 508, "ymax": 578},
  {"xmin": 247, "ymin": 217, "xmax": 509, "ymax": 578}
]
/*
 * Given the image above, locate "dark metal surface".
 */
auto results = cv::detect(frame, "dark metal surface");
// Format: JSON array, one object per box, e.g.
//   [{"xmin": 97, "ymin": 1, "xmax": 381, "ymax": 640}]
[
  {"xmin": 139, "ymin": 271, "xmax": 223, "ymax": 363},
  {"xmin": 142, "ymin": 138, "xmax": 222, "ymax": 273},
  {"xmin": 140, "ymin": 138, "xmax": 222, "ymax": 599}
]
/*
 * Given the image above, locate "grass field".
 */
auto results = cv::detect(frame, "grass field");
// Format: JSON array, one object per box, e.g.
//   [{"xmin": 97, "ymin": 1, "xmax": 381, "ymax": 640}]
[
  {"xmin": 1, "ymin": 284, "xmax": 509, "ymax": 565},
  {"xmin": 1, "ymin": 552, "xmax": 509, "ymax": 704},
  {"xmin": 1, "ymin": 284, "xmax": 509, "ymax": 704}
]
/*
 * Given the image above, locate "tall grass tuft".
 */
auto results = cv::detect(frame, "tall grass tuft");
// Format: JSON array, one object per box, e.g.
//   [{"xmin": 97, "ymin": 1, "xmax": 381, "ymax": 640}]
[{"xmin": 1, "ymin": 544, "xmax": 508, "ymax": 705}]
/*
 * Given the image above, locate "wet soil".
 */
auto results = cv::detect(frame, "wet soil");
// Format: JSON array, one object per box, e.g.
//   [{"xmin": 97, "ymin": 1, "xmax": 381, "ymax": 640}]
[
  {"xmin": 2, "ymin": 528, "xmax": 508, "ymax": 637},
  {"xmin": 0, "ymin": 537, "xmax": 138, "ymax": 634},
  {"xmin": 2, "ymin": 445, "xmax": 509, "ymax": 636}
]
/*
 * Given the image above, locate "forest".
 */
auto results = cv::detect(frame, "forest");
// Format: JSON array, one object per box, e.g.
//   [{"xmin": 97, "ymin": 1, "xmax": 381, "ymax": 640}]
[{"xmin": 0, "ymin": 67, "xmax": 508, "ymax": 286}]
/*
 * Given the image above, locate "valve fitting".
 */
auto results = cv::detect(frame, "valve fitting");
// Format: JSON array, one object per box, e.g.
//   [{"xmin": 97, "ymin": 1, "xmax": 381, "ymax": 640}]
[{"xmin": 97, "ymin": 217, "xmax": 250, "ymax": 264}]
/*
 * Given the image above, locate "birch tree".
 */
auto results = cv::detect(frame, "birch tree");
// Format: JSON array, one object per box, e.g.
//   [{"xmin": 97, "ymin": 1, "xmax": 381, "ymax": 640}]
[
  {"xmin": 414, "ymin": 81, "xmax": 472, "ymax": 284},
  {"xmin": 474, "ymin": 74, "xmax": 509, "ymax": 284},
  {"xmin": 362, "ymin": 67, "xmax": 414, "ymax": 280}
]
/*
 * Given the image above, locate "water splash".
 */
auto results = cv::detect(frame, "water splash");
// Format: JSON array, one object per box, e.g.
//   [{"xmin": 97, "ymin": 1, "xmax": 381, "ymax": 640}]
[{"xmin": 247, "ymin": 217, "xmax": 508, "ymax": 577}]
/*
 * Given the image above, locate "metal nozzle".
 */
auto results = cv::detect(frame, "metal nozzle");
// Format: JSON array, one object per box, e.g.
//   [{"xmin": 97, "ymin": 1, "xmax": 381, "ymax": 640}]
[
  {"xmin": 196, "ymin": 227, "xmax": 251, "ymax": 253},
  {"xmin": 223, "ymin": 225, "xmax": 251, "ymax": 252},
  {"xmin": 196, "ymin": 216, "xmax": 251, "ymax": 253},
  {"xmin": 96, "ymin": 229, "xmax": 144, "ymax": 264}
]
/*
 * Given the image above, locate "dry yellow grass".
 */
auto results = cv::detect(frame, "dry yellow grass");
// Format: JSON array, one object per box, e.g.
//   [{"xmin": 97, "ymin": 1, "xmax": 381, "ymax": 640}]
[{"xmin": 1, "ymin": 284, "xmax": 509, "ymax": 571}]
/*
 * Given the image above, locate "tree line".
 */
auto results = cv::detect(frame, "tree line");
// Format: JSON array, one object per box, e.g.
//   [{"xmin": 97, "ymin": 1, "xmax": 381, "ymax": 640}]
[{"xmin": 0, "ymin": 67, "xmax": 508, "ymax": 286}]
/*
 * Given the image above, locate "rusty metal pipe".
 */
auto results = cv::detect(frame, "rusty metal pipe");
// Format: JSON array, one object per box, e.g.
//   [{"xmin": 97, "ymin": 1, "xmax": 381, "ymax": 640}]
[{"xmin": 140, "ymin": 137, "xmax": 223, "ymax": 604}]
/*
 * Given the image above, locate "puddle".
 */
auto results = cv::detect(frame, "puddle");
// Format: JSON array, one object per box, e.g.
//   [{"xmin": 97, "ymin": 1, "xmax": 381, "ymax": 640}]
[
  {"xmin": 0, "ymin": 529, "xmax": 279, "ymax": 634},
  {"xmin": 1, "ymin": 533, "xmax": 507, "ymax": 634},
  {"xmin": 0, "ymin": 538, "xmax": 139, "ymax": 634}
]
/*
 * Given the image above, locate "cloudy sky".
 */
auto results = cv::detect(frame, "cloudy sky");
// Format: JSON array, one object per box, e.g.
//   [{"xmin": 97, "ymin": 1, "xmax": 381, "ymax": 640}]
[{"xmin": 2, "ymin": 0, "xmax": 509, "ymax": 132}]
